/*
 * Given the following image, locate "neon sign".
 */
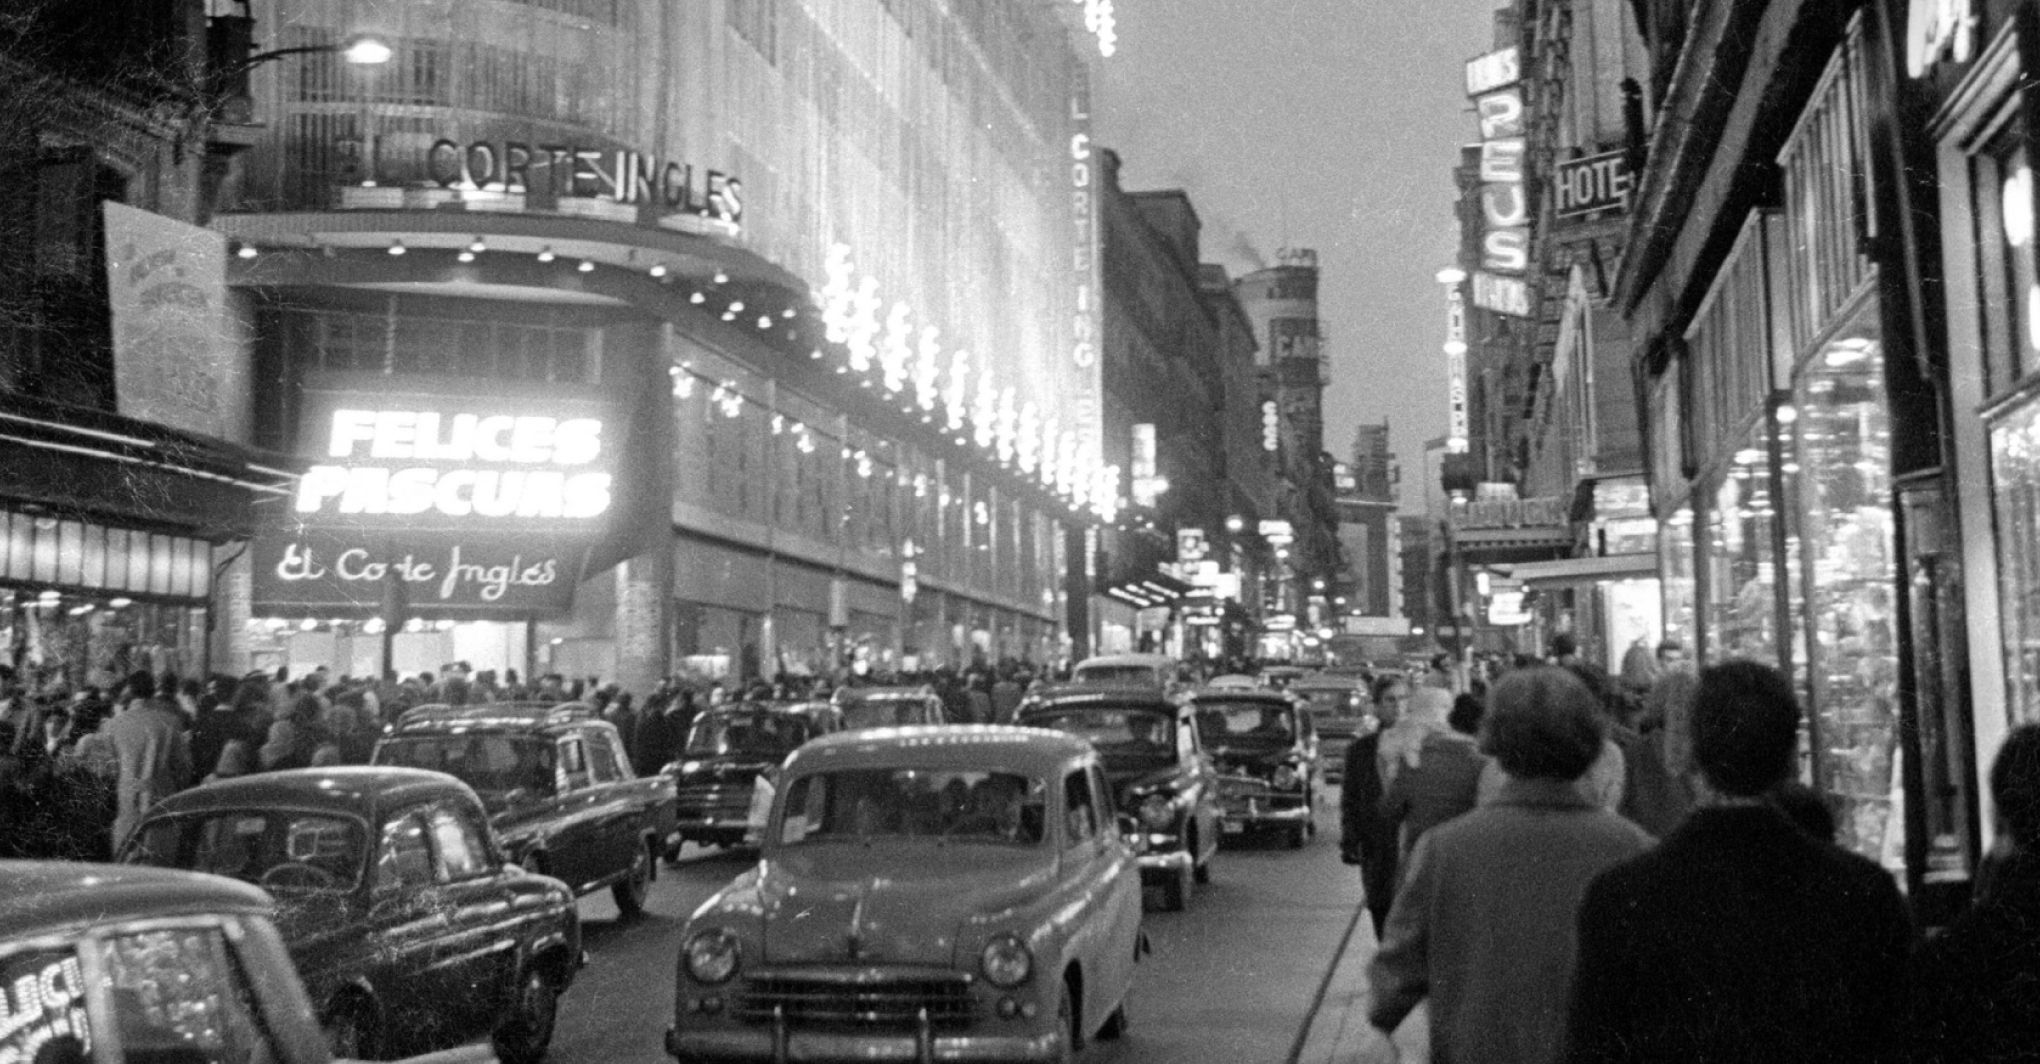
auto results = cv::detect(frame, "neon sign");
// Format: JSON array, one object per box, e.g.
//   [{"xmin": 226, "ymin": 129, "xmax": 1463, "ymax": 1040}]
[{"xmin": 295, "ymin": 410, "xmax": 612, "ymax": 520}]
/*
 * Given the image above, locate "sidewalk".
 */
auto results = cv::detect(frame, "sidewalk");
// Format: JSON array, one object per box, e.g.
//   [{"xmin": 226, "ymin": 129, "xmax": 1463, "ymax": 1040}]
[{"xmin": 1293, "ymin": 904, "xmax": 1429, "ymax": 1064}]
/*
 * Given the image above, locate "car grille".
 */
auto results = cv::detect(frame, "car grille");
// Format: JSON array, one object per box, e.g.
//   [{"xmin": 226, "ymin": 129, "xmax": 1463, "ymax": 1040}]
[
  {"xmin": 1219, "ymin": 777, "xmax": 1271, "ymax": 800},
  {"xmin": 675, "ymin": 782, "xmax": 753, "ymax": 817},
  {"xmin": 735, "ymin": 970, "xmax": 975, "ymax": 1030}
]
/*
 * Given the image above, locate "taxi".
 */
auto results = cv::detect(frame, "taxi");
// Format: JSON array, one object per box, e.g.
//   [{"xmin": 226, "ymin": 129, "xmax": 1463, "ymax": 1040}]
[{"xmin": 667, "ymin": 726, "xmax": 1144, "ymax": 1063}]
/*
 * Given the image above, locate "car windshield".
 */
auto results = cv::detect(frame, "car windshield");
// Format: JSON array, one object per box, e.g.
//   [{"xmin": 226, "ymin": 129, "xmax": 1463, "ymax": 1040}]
[
  {"xmin": 774, "ymin": 768, "xmax": 1047, "ymax": 845},
  {"xmin": 685, "ymin": 711, "xmax": 811, "ymax": 757},
  {"xmin": 840, "ymin": 699, "xmax": 929, "ymax": 730},
  {"xmin": 1196, "ymin": 701, "xmax": 1296, "ymax": 745},
  {"xmin": 1025, "ymin": 707, "xmax": 1175, "ymax": 757},
  {"xmin": 1073, "ymin": 664, "xmax": 1162, "ymax": 685},
  {"xmin": 376, "ymin": 734, "xmax": 554, "ymax": 795},
  {"xmin": 125, "ymin": 812, "xmax": 366, "ymax": 893}
]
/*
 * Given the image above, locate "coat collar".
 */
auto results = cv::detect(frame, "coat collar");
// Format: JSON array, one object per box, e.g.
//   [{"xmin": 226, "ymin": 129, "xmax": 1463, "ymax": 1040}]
[{"xmin": 1491, "ymin": 775, "xmax": 1599, "ymax": 811}]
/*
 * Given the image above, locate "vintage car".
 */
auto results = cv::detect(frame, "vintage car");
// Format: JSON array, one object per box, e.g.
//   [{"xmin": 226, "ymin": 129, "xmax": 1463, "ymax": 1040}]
[
  {"xmin": 833, "ymin": 685, "xmax": 951, "ymax": 730},
  {"xmin": 1189, "ymin": 686, "xmax": 1321, "ymax": 847},
  {"xmin": 664, "ymin": 700, "xmax": 842, "ymax": 857},
  {"xmin": 666, "ymin": 725, "xmax": 1143, "ymax": 1064},
  {"xmin": 0, "ymin": 860, "xmax": 334, "ymax": 1064},
  {"xmin": 1015, "ymin": 688, "xmax": 1219, "ymax": 911},
  {"xmin": 372, "ymin": 701, "xmax": 676, "ymax": 914},
  {"xmin": 1287, "ymin": 673, "xmax": 1370, "ymax": 783},
  {"xmin": 120, "ymin": 767, "xmax": 582, "ymax": 1064}
]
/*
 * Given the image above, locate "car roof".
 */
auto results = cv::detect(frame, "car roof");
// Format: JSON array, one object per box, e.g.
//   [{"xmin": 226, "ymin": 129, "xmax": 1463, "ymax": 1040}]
[
  {"xmin": 1019, "ymin": 686, "xmax": 1182, "ymax": 713},
  {"xmin": 785, "ymin": 724, "xmax": 1094, "ymax": 776},
  {"xmin": 0, "ymin": 860, "xmax": 272, "ymax": 941},
  {"xmin": 834, "ymin": 686, "xmax": 936, "ymax": 701},
  {"xmin": 143, "ymin": 766, "xmax": 472, "ymax": 822},
  {"xmin": 705, "ymin": 700, "xmax": 836, "ymax": 717},
  {"xmin": 391, "ymin": 701, "xmax": 602, "ymax": 733},
  {"xmin": 1190, "ymin": 686, "xmax": 1295, "ymax": 705},
  {"xmin": 1074, "ymin": 653, "xmax": 1175, "ymax": 670}
]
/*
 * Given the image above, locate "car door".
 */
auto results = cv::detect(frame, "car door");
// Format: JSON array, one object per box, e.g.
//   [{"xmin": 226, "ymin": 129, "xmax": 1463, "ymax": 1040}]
[
  {"xmin": 424, "ymin": 800, "xmax": 520, "ymax": 1040},
  {"xmin": 367, "ymin": 807, "xmax": 456, "ymax": 1049},
  {"xmin": 581, "ymin": 725, "xmax": 641, "ymax": 880},
  {"xmin": 1062, "ymin": 765, "xmax": 1136, "ymax": 1030},
  {"xmin": 546, "ymin": 733, "xmax": 601, "ymax": 891}
]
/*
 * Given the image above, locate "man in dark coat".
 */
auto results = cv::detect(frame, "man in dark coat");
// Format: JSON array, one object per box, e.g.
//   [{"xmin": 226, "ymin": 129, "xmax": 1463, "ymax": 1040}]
[
  {"xmin": 1342, "ymin": 674, "xmax": 1408, "ymax": 937},
  {"xmin": 1564, "ymin": 660, "xmax": 1911, "ymax": 1064},
  {"xmin": 1910, "ymin": 723, "xmax": 2040, "ymax": 1062}
]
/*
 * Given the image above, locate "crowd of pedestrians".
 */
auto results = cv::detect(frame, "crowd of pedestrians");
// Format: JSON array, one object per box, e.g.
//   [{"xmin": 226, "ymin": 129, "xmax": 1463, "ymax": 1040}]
[
  {"xmin": 1340, "ymin": 639, "xmax": 2040, "ymax": 1063},
  {"xmin": 0, "ymin": 654, "xmax": 1062, "ymax": 861}
]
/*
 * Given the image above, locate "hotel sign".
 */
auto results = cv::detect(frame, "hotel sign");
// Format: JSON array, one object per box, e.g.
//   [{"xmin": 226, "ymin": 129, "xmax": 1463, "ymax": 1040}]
[{"xmin": 1554, "ymin": 151, "xmax": 1632, "ymax": 218}]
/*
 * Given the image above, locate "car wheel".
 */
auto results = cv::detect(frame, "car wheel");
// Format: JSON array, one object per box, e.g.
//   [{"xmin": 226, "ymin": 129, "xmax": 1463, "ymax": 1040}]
[
  {"xmin": 322, "ymin": 996, "xmax": 380, "ymax": 1061},
  {"xmin": 1098, "ymin": 987, "xmax": 1130, "ymax": 1040},
  {"xmin": 493, "ymin": 965, "xmax": 559, "ymax": 1064},
  {"xmin": 612, "ymin": 846, "xmax": 651, "ymax": 917}
]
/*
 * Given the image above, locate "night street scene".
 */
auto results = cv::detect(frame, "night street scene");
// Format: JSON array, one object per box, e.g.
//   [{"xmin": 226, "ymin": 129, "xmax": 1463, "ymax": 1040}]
[{"xmin": 5, "ymin": 1, "xmax": 2040, "ymax": 1063}]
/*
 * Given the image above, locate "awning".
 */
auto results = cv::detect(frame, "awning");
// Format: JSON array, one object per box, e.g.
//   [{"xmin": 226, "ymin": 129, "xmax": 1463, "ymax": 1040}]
[
  {"xmin": 1101, "ymin": 570, "xmax": 1192, "ymax": 609},
  {"xmin": 1502, "ymin": 553, "xmax": 1659, "ymax": 587}
]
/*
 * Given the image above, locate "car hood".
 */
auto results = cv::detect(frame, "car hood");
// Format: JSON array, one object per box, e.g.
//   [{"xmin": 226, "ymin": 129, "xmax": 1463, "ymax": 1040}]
[
  {"xmin": 670, "ymin": 755, "xmax": 782, "ymax": 781},
  {"xmin": 751, "ymin": 847, "xmax": 1052, "ymax": 966}
]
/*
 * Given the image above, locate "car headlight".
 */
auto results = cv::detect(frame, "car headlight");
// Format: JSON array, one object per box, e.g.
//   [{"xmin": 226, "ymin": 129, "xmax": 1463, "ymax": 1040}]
[
  {"xmin": 1271, "ymin": 764, "xmax": 1303, "ymax": 791},
  {"xmin": 684, "ymin": 928, "xmax": 741, "ymax": 984},
  {"xmin": 1138, "ymin": 793, "xmax": 1175, "ymax": 830},
  {"xmin": 980, "ymin": 934, "xmax": 1033, "ymax": 987}
]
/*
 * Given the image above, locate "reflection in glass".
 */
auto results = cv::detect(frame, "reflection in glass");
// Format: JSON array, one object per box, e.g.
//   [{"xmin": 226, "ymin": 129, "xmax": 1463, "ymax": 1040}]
[
  {"xmin": 1793, "ymin": 313, "xmax": 1902, "ymax": 872},
  {"xmin": 1702, "ymin": 431, "xmax": 1780, "ymax": 665},
  {"xmin": 1991, "ymin": 395, "xmax": 2040, "ymax": 722}
]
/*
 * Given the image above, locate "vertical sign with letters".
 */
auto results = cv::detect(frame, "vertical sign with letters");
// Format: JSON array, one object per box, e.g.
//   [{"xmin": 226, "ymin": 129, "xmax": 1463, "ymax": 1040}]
[
  {"xmin": 1069, "ymin": 77, "xmax": 1105, "ymax": 474},
  {"xmin": 1465, "ymin": 46, "xmax": 1531, "ymax": 317}
]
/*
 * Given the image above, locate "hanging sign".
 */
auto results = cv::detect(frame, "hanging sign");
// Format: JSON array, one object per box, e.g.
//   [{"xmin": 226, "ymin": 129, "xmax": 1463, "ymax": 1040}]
[{"xmin": 1554, "ymin": 151, "xmax": 1633, "ymax": 218}]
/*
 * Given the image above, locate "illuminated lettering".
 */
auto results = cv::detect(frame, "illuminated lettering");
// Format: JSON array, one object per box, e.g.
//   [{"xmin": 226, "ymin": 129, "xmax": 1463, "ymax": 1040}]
[
  {"xmin": 1465, "ymin": 46, "xmax": 1521, "ymax": 96},
  {"xmin": 1476, "ymin": 89, "xmax": 1525, "ymax": 140}
]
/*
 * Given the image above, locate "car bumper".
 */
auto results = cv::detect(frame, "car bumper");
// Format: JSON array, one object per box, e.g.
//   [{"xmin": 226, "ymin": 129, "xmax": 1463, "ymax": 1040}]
[
  {"xmin": 667, "ymin": 1024, "xmax": 1066, "ymax": 1062},
  {"xmin": 675, "ymin": 815, "xmax": 752, "ymax": 832},
  {"xmin": 1221, "ymin": 801, "xmax": 1312, "ymax": 829},
  {"xmin": 1136, "ymin": 846, "xmax": 1193, "ymax": 874}
]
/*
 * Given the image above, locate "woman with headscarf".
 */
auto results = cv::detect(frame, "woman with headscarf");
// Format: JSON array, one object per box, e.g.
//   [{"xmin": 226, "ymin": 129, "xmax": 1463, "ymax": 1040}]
[{"xmin": 1378, "ymin": 684, "xmax": 1454, "ymax": 791}]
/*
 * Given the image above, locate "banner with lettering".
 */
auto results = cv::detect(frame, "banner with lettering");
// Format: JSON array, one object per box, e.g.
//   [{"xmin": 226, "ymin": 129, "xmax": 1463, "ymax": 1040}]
[
  {"xmin": 103, "ymin": 202, "xmax": 237, "ymax": 438},
  {"xmin": 251, "ymin": 529, "xmax": 588, "ymax": 616},
  {"xmin": 0, "ymin": 947, "xmax": 90, "ymax": 1064}
]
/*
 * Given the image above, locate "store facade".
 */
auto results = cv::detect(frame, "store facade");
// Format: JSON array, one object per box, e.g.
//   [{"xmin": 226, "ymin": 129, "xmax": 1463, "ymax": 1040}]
[
  {"xmin": 216, "ymin": 0, "xmax": 1091, "ymax": 691},
  {"xmin": 1625, "ymin": 4, "xmax": 1976, "ymax": 911}
]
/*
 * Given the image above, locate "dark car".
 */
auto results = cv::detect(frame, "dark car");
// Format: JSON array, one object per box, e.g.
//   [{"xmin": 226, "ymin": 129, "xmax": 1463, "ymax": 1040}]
[
  {"xmin": 372, "ymin": 702, "xmax": 677, "ymax": 915},
  {"xmin": 664, "ymin": 700, "xmax": 842, "ymax": 856},
  {"xmin": 1288, "ymin": 674, "xmax": 1370, "ymax": 783},
  {"xmin": 0, "ymin": 860, "xmax": 332, "ymax": 1064},
  {"xmin": 120, "ymin": 767, "xmax": 582, "ymax": 1064},
  {"xmin": 1016, "ymin": 687, "xmax": 1220, "ymax": 911},
  {"xmin": 1189, "ymin": 686, "xmax": 1321, "ymax": 848},
  {"xmin": 833, "ymin": 686, "xmax": 950, "ymax": 729}
]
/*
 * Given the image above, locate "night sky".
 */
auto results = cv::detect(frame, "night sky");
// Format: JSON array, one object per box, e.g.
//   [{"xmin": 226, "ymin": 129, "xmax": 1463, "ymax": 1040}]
[{"xmin": 1097, "ymin": 0, "xmax": 1503, "ymax": 510}]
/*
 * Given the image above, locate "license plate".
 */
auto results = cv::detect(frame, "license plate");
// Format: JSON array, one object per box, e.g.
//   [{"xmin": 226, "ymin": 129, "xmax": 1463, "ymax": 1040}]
[{"xmin": 1221, "ymin": 821, "xmax": 1245, "ymax": 835}]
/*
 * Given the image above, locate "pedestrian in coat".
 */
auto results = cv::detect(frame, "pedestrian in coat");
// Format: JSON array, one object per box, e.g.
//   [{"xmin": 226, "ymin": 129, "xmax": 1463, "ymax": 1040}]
[
  {"xmin": 105, "ymin": 671, "xmax": 193, "ymax": 854},
  {"xmin": 1342, "ymin": 674, "xmax": 1409, "ymax": 938},
  {"xmin": 1382, "ymin": 692, "xmax": 1487, "ymax": 866},
  {"xmin": 1359, "ymin": 667, "xmax": 1653, "ymax": 1064},
  {"xmin": 1563, "ymin": 659, "xmax": 1911, "ymax": 1064},
  {"xmin": 1910, "ymin": 723, "xmax": 2040, "ymax": 1062}
]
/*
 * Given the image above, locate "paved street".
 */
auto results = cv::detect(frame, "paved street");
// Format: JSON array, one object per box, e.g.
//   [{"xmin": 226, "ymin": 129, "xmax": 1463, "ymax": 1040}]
[{"xmin": 555, "ymin": 794, "xmax": 1375, "ymax": 1064}]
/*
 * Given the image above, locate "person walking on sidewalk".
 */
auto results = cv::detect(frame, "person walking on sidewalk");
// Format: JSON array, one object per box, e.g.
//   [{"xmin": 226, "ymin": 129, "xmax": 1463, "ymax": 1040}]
[
  {"xmin": 1563, "ymin": 659, "xmax": 1911, "ymax": 1064},
  {"xmin": 106, "ymin": 671, "xmax": 193, "ymax": 854},
  {"xmin": 1360, "ymin": 667, "xmax": 1653, "ymax": 1064},
  {"xmin": 1342, "ymin": 674, "xmax": 1408, "ymax": 937},
  {"xmin": 1910, "ymin": 723, "xmax": 2040, "ymax": 1062}
]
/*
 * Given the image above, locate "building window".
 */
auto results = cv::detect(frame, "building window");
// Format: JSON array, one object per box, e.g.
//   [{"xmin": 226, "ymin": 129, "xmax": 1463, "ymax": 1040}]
[
  {"xmin": 0, "ymin": 147, "xmax": 123, "ymax": 409},
  {"xmin": 1971, "ymin": 128, "xmax": 2039, "ymax": 396}
]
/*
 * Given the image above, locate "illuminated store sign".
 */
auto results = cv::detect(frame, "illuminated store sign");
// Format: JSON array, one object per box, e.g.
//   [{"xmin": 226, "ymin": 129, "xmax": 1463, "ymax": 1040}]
[
  {"xmin": 295, "ymin": 410, "xmax": 612, "ymax": 520},
  {"xmin": 256, "ymin": 374, "xmax": 626, "ymax": 617},
  {"xmin": 1069, "ymin": 85, "xmax": 1106, "ymax": 485},
  {"xmin": 0, "ymin": 950, "xmax": 88, "ymax": 1064},
  {"xmin": 1446, "ymin": 288, "xmax": 1470, "ymax": 451},
  {"xmin": 1464, "ymin": 46, "xmax": 1520, "ymax": 96},
  {"xmin": 1471, "ymin": 271, "xmax": 1532, "ymax": 317},
  {"xmin": 1072, "ymin": 0, "xmax": 1119, "ymax": 57},
  {"xmin": 1465, "ymin": 50, "xmax": 1530, "ymax": 307},
  {"xmin": 421, "ymin": 137, "xmax": 743, "ymax": 224}
]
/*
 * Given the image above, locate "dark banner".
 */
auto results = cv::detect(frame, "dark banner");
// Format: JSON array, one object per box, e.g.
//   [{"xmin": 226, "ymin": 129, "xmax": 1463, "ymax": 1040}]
[{"xmin": 251, "ymin": 528, "xmax": 588, "ymax": 617}]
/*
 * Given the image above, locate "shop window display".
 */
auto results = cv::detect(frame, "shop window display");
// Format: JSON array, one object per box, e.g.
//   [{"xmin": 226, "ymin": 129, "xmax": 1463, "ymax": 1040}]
[
  {"xmin": 1, "ymin": 592, "xmax": 203, "ymax": 694},
  {"xmin": 1792, "ymin": 312, "xmax": 1903, "ymax": 872},
  {"xmin": 1701, "ymin": 433, "xmax": 1781, "ymax": 665},
  {"xmin": 1660, "ymin": 507, "xmax": 1697, "ymax": 650},
  {"xmin": 1990, "ymin": 392, "xmax": 2040, "ymax": 722}
]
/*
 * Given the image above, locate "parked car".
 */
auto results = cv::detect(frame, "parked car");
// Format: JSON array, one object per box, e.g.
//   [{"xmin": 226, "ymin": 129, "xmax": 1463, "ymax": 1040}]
[
  {"xmin": 833, "ymin": 685, "xmax": 950, "ymax": 730},
  {"xmin": 120, "ymin": 767, "xmax": 582, "ymax": 1064},
  {"xmin": 1286, "ymin": 674, "xmax": 1371, "ymax": 783},
  {"xmin": 1189, "ymin": 686, "xmax": 1320, "ymax": 848},
  {"xmin": 664, "ymin": 700, "xmax": 841, "ymax": 857},
  {"xmin": 0, "ymin": 860, "xmax": 335, "ymax": 1064},
  {"xmin": 1069, "ymin": 653, "xmax": 1180, "ymax": 693},
  {"xmin": 372, "ymin": 702, "xmax": 676, "ymax": 915},
  {"xmin": 666, "ymin": 725, "xmax": 1143, "ymax": 1063},
  {"xmin": 1016, "ymin": 688, "xmax": 1219, "ymax": 911}
]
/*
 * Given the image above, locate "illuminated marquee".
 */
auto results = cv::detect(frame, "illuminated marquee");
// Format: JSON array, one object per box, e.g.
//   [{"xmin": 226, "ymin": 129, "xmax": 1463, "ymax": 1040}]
[{"xmin": 295, "ymin": 410, "xmax": 612, "ymax": 520}]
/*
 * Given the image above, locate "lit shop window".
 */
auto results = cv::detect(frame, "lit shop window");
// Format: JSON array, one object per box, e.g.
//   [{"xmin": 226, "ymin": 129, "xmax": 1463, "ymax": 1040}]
[
  {"xmin": 1990, "ymin": 396, "xmax": 2040, "ymax": 723},
  {"xmin": 1975, "ymin": 138, "xmax": 2040, "ymax": 394},
  {"xmin": 1702, "ymin": 435, "xmax": 1780, "ymax": 665}
]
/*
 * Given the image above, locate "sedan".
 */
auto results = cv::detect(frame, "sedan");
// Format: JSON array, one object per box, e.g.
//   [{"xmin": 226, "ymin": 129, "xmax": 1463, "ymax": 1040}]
[
  {"xmin": 667, "ymin": 725, "xmax": 1144, "ymax": 1063},
  {"xmin": 122, "ymin": 766, "xmax": 583, "ymax": 1064}
]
